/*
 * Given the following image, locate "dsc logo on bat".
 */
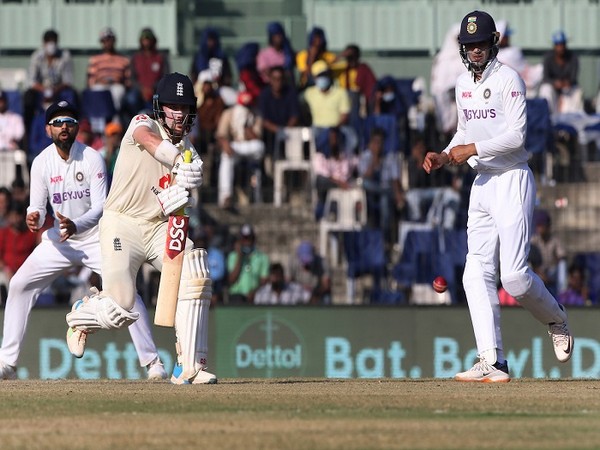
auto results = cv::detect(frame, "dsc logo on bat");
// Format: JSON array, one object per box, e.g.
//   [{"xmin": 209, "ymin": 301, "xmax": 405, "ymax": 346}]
[{"xmin": 165, "ymin": 215, "xmax": 188, "ymax": 259}]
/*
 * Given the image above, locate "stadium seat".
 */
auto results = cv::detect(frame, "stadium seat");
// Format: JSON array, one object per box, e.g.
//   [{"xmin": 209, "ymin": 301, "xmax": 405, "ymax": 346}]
[
  {"xmin": 4, "ymin": 89, "xmax": 22, "ymax": 116},
  {"xmin": 0, "ymin": 149, "xmax": 29, "ymax": 189},
  {"xmin": 319, "ymin": 187, "xmax": 367, "ymax": 267},
  {"xmin": 273, "ymin": 127, "xmax": 316, "ymax": 207},
  {"xmin": 342, "ymin": 228, "xmax": 386, "ymax": 304},
  {"xmin": 392, "ymin": 228, "xmax": 467, "ymax": 304},
  {"xmin": 81, "ymin": 88, "xmax": 116, "ymax": 134}
]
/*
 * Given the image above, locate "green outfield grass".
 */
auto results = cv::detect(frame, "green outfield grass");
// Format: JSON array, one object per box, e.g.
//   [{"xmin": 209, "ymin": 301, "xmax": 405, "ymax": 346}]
[{"xmin": 1, "ymin": 379, "xmax": 600, "ymax": 450}]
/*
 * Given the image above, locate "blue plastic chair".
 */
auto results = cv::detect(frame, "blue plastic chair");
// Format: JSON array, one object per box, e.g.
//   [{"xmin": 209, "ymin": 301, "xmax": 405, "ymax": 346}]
[{"xmin": 81, "ymin": 89, "xmax": 116, "ymax": 133}]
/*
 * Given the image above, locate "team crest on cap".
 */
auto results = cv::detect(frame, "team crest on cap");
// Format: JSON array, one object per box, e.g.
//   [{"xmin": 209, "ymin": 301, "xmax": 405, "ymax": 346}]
[
  {"xmin": 176, "ymin": 82, "xmax": 184, "ymax": 97},
  {"xmin": 467, "ymin": 16, "xmax": 477, "ymax": 34},
  {"xmin": 483, "ymin": 88, "xmax": 491, "ymax": 99},
  {"xmin": 58, "ymin": 100, "xmax": 69, "ymax": 107}
]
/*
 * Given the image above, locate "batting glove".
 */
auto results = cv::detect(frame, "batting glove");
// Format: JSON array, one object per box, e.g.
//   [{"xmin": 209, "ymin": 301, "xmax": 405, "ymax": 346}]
[
  {"xmin": 173, "ymin": 156, "xmax": 203, "ymax": 189},
  {"xmin": 157, "ymin": 185, "xmax": 190, "ymax": 216}
]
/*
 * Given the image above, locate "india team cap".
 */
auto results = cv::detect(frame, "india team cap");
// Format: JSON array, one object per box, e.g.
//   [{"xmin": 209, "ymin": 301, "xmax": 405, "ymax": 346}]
[
  {"xmin": 458, "ymin": 10, "xmax": 497, "ymax": 44},
  {"xmin": 45, "ymin": 100, "xmax": 79, "ymax": 124}
]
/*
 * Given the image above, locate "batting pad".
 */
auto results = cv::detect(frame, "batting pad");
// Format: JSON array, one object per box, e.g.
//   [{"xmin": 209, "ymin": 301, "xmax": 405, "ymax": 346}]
[
  {"xmin": 175, "ymin": 249, "xmax": 212, "ymax": 380},
  {"xmin": 66, "ymin": 293, "xmax": 140, "ymax": 331}
]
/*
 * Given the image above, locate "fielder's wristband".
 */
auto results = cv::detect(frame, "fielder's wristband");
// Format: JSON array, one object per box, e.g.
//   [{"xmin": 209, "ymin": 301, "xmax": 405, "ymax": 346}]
[{"xmin": 154, "ymin": 140, "xmax": 180, "ymax": 168}]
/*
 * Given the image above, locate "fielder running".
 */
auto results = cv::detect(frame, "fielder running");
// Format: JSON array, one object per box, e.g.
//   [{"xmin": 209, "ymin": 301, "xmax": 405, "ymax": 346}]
[
  {"xmin": 66, "ymin": 72, "xmax": 215, "ymax": 384},
  {"xmin": 423, "ymin": 10, "xmax": 573, "ymax": 382},
  {"xmin": 0, "ymin": 100, "xmax": 166, "ymax": 380}
]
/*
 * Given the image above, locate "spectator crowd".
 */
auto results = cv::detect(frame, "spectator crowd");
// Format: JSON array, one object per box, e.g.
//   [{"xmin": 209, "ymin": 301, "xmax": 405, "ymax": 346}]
[{"xmin": 1, "ymin": 21, "xmax": 600, "ymax": 307}]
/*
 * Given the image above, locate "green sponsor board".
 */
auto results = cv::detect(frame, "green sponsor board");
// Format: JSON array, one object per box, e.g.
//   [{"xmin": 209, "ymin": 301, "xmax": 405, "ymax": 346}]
[
  {"xmin": 216, "ymin": 306, "xmax": 600, "ymax": 379},
  {"xmin": 2, "ymin": 307, "xmax": 600, "ymax": 379}
]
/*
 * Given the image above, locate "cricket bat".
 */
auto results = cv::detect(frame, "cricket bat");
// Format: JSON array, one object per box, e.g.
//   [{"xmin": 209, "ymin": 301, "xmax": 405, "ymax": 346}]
[{"xmin": 154, "ymin": 149, "xmax": 192, "ymax": 327}]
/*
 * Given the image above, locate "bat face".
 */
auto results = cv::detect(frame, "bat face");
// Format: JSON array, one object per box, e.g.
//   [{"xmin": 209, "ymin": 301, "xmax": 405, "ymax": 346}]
[
  {"xmin": 155, "ymin": 214, "xmax": 189, "ymax": 327},
  {"xmin": 165, "ymin": 215, "xmax": 188, "ymax": 259}
]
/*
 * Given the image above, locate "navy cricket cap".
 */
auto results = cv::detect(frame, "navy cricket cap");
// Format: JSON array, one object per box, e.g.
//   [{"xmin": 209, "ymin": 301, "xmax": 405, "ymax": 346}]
[
  {"xmin": 45, "ymin": 100, "xmax": 79, "ymax": 124},
  {"xmin": 458, "ymin": 10, "xmax": 497, "ymax": 45}
]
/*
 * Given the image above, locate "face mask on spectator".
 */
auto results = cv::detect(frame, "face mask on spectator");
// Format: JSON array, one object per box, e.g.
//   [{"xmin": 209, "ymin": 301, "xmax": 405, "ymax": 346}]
[
  {"xmin": 315, "ymin": 76, "xmax": 331, "ymax": 90},
  {"xmin": 44, "ymin": 42, "xmax": 57, "ymax": 56},
  {"xmin": 382, "ymin": 92, "xmax": 395, "ymax": 102}
]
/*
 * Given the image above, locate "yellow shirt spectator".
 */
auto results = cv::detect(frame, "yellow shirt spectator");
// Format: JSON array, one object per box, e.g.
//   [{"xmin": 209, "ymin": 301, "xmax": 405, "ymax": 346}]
[{"xmin": 303, "ymin": 85, "xmax": 351, "ymax": 128}]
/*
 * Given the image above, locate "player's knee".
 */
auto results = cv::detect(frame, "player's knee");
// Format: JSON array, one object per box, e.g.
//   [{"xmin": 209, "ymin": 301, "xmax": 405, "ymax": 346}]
[
  {"xmin": 462, "ymin": 256, "xmax": 487, "ymax": 288},
  {"xmin": 501, "ymin": 271, "xmax": 532, "ymax": 299},
  {"xmin": 178, "ymin": 249, "xmax": 212, "ymax": 301}
]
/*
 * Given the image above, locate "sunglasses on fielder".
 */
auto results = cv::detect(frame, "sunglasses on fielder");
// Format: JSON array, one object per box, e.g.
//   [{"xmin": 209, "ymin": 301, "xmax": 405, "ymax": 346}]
[{"xmin": 49, "ymin": 117, "xmax": 79, "ymax": 128}]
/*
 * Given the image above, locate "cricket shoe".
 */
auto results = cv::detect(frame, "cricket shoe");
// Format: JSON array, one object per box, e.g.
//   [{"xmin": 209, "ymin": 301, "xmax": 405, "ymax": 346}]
[
  {"xmin": 170, "ymin": 363, "xmax": 217, "ymax": 385},
  {"xmin": 0, "ymin": 360, "xmax": 16, "ymax": 380},
  {"xmin": 66, "ymin": 293, "xmax": 94, "ymax": 358},
  {"xmin": 146, "ymin": 357, "xmax": 168, "ymax": 380},
  {"xmin": 549, "ymin": 307, "xmax": 574, "ymax": 363},
  {"xmin": 66, "ymin": 327, "xmax": 88, "ymax": 358},
  {"xmin": 455, "ymin": 357, "xmax": 510, "ymax": 383}
]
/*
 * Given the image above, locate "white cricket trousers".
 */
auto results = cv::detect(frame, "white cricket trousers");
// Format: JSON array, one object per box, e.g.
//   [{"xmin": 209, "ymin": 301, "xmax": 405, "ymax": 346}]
[
  {"xmin": 462, "ymin": 164, "xmax": 561, "ymax": 359},
  {"xmin": 218, "ymin": 139, "xmax": 265, "ymax": 206},
  {"xmin": 0, "ymin": 228, "xmax": 160, "ymax": 368}
]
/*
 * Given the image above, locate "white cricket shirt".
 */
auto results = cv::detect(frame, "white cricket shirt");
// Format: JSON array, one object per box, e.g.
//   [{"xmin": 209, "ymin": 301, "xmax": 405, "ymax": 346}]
[
  {"xmin": 28, "ymin": 140, "xmax": 107, "ymax": 241},
  {"xmin": 444, "ymin": 58, "xmax": 529, "ymax": 171}
]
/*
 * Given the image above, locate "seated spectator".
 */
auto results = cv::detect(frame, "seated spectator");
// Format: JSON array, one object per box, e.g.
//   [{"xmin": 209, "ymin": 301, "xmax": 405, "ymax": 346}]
[
  {"xmin": 129, "ymin": 27, "xmax": 170, "ymax": 113},
  {"xmin": 257, "ymin": 22, "xmax": 296, "ymax": 84},
  {"xmin": 216, "ymin": 91, "xmax": 265, "ymax": 209},
  {"xmin": 496, "ymin": 20, "xmax": 543, "ymax": 97},
  {"xmin": 289, "ymin": 240, "xmax": 332, "ymax": 305},
  {"xmin": 0, "ymin": 201, "xmax": 38, "ymax": 283},
  {"xmin": 404, "ymin": 136, "xmax": 461, "ymax": 228},
  {"xmin": 258, "ymin": 66, "xmax": 300, "ymax": 159},
  {"xmin": 76, "ymin": 119, "xmax": 103, "ymax": 150},
  {"xmin": 558, "ymin": 263, "xmax": 588, "ymax": 307},
  {"xmin": 193, "ymin": 225, "xmax": 226, "ymax": 306},
  {"xmin": 194, "ymin": 70, "xmax": 226, "ymax": 194},
  {"xmin": 226, "ymin": 224, "xmax": 270, "ymax": 304},
  {"xmin": 371, "ymin": 75, "xmax": 405, "ymax": 117},
  {"xmin": 190, "ymin": 27, "xmax": 232, "ymax": 87},
  {"xmin": 236, "ymin": 42, "xmax": 265, "ymax": 105},
  {"xmin": 303, "ymin": 60, "xmax": 356, "ymax": 154},
  {"xmin": 98, "ymin": 121, "xmax": 124, "ymax": 179},
  {"xmin": 0, "ymin": 188, "xmax": 12, "ymax": 228},
  {"xmin": 86, "ymin": 27, "xmax": 132, "ymax": 120},
  {"xmin": 430, "ymin": 23, "xmax": 465, "ymax": 140},
  {"xmin": 254, "ymin": 262, "xmax": 310, "ymax": 305},
  {"xmin": 10, "ymin": 178, "xmax": 29, "ymax": 205},
  {"xmin": 530, "ymin": 208, "xmax": 567, "ymax": 296},
  {"xmin": 333, "ymin": 44, "xmax": 377, "ymax": 118},
  {"xmin": 357, "ymin": 128, "xmax": 404, "ymax": 242},
  {"xmin": 23, "ymin": 29, "xmax": 77, "ymax": 140},
  {"xmin": 296, "ymin": 27, "xmax": 337, "ymax": 90},
  {"xmin": 312, "ymin": 127, "xmax": 358, "ymax": 220},
  {"xmin": 538, "ymin": 31, "xmax": 583, "ymax": 114},
  {"xmin": 0, "ymin": 90, "xmax": 25, "ymax": 150}
]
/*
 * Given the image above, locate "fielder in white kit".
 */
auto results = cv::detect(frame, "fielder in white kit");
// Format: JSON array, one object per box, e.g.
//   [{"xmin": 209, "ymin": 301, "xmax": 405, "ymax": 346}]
[
  {"xmin": 66, "ymin": 73, "xmax": 216, "ymax": 384},
  {"xmin": 423, "ymin": 10, "xmax": 573, "ymax": 382},
  {"xmin": 0, "ymin": 100, "xmax": 167, "ymax": 380}
]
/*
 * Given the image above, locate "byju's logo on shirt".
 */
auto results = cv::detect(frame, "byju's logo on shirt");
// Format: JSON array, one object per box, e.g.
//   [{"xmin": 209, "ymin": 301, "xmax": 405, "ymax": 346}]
[
  {"xmin": 462, "ymin": 109, "xmax": 497, "ymax": 121},
  {"xmin": 52, "ymin": 189, "xmax": 91, "ymax": 204}
]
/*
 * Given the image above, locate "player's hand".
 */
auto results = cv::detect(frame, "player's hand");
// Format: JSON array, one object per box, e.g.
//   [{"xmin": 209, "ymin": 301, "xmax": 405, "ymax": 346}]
[
  {"xmin": 448, "ymin": 144, "xmax": 477, "ymax": 166},
  {"xmin": 423, "ymin": 152, "xmax": 449, "ymax": 173},
  {"xmin": 26, "ymin": 211, "xmax": 41, "ymax": 232},
  {"xmin": 173, "ymin": 156, "xmax": 203, "ymax": 189},
  {"xmin": 56, "ymin": 211, "xmax": 76, "ymax": 242},
  {"xmin": 157, "ymin": 184, "xmax": 191, "ymax": 216}
]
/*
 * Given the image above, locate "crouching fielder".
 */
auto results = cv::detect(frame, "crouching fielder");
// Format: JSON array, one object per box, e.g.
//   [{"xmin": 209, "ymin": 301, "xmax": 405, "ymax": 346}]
[{"xmin": 66, "ymin": 72, "xmax": 216, "ymax": 384}]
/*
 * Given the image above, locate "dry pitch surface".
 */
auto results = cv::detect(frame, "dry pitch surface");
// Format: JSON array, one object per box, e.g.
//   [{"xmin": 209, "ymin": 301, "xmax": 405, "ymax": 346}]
[{"xmin": 1, "ymin": 378, "xmax": 600, "ymax": 450}]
